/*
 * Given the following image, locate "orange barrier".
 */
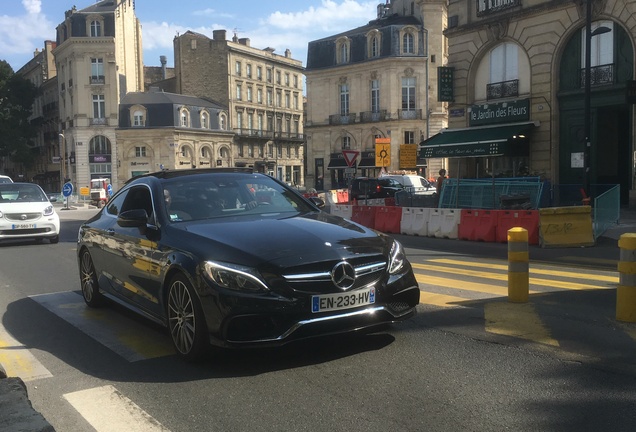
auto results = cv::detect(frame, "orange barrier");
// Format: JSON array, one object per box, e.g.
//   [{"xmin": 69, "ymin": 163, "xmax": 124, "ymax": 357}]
[
  {"xmin": 351, "ymin": 205, "xmax": 376, "ymax": 229},
  {"xmin": 458, "ymin": 209, "xmax": 477, "ymax": 241},
  {"xmin": 474, "ymin": 210, "xmax": 498, "ymax": 242},
  {"xmin": 336, "ymin": 189, "xmax": 349, "ymax": 203},
  {"xmin": 375, "ymin": 206, "xmax": 402, "ymax": 234},
  {"xmin": 497, "ymin": 210, "xmax": 539, "ymax": 245},
  {"xmin": 385, "ymin": 197, "xmax": 396, "ymax": 207}
]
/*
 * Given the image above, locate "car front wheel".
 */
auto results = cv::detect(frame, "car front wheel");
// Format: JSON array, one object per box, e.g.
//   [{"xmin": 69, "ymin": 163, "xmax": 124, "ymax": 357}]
[
  {"xmin": 167, "ymin": 274, "xmax": 208, "ymax": 361},
  {"xmin": 79, "ymin": 249, "xmax": 104, "ymax": 307}
]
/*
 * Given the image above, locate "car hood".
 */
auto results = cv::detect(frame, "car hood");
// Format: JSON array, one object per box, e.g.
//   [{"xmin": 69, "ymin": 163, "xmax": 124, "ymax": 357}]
[{"xmin": 172, "ymin": 212, "xmax": 390, "ymax": 266}]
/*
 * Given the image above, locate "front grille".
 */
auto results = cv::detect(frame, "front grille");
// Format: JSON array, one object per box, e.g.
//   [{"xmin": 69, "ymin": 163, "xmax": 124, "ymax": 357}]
[
  {"xmin": 282, "ymin": 258, "xmax": 387, "ymax": 294},
  {"xmin": 1, "ymin": 228, "xmax": 51, "ymax": 235},
  {"xmin": 4, "ymin": 213, "xmax": 42, "ymax": 222},
  {"xmin": 388, "ymin": 302, "xmax": 411, "ymax": 313}
]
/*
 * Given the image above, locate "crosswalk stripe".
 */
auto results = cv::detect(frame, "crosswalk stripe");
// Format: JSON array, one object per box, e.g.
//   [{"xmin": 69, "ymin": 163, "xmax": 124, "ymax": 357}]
[
  {"xmin": 0, "ymin": 326, "xmax": 52, "ymax": 381},
  {"xmin": 484, "ymin": 302, "xmax": 560, "ymax": 347},
  {"xmin": 415, "ymin": 273, "xmax": 539, "ymax": 297},
  {"xmin": 30, "ymin": 291, "xmax": 174, "ymax": 362},
  {"xmin": 64, "ymin": 385, "xmax": 171, "ymax": 432},
  {"xmin": 429, "ymin": 258, "xmax": 618, "ymax": 283},
  {"xmin": 419, "ymin": 291, "xmax": 471, "ymax": 307},
  {"xmin": 412, "ymin": 262, "xmax": 613, "ymax": 291}
]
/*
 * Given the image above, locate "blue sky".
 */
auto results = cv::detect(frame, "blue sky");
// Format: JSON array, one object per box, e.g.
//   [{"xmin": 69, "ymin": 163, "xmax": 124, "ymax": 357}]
[{"xmin": 2, "ymin": 0, "xmax": 380, "ymax": 72}]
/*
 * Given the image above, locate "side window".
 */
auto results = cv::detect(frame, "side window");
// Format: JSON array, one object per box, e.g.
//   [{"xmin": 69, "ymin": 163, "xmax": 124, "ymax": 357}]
[
  {"xmin": 106, "ymin": 190, "xmax": 128, "ymax": 216},
  {"xmin": 120, "ymin": 186, "xmax": 153, "ymax": 216}
]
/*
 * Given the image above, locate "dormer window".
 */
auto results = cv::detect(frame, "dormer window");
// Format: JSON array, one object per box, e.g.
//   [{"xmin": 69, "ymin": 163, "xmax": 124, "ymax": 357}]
[
  {"xmin": 90, "ymin": 20, "xmax": 102, "ymax": 37},
  {"xmin": 180, "ymin": 108, "xmax": 190, "ymax": 127},
  {"xmin": 201, "ymin": 111, "xmax": 209, "ymax": 129},
  {"xmin": 336, "ymin": 38, "xmax": 350, "ymax": 64},
  {"xmin": 403, "ymin": 32, "xmax": 414, "ymax": 54},
  {"xmin": 367, "ymin": 30, "xmax": 382, "ymax": 58},
  {"xmin": 219, "ymin": 113, "xmax": 227, "ymax": 130},
  {"xmin": 133, "ymin": 111, "xmax": 144, "ymax": 126}
]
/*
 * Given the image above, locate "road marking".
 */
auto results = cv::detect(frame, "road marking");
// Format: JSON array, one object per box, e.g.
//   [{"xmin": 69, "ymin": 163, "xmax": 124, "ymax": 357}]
[
  {"xmin": 415, "ymin": 273, "xmax": 539, "ymax": 297},
  {"xmin": 30, "ymin": 291, "xmax": 174, "ymax": 362},
  {"xmin": 419, "ymin": 291, "xmax": 470, "ymax": 307},
  {"xmin": 0, "ymin": 326, "xmax": 52, "ymax": 381},
  {"xmin": 412, "ymin": 262, "xmax": 613, "ymax": 291},
  {"xmin": 64, "ymin": 385, "xmax": 170, "ymax": 432},
  {"xmin": 429, "ymin": 258, "xmax": 618, "ymax": 283},
  {"xmin": 484, "ymin": 302, "xmax": 560, "ymax": 347}
]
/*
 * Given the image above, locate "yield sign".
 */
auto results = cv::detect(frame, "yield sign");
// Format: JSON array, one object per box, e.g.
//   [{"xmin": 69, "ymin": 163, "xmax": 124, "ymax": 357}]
[{"xmin": 342, "ymin": 150, "xmax": 359, "ymax": 167}]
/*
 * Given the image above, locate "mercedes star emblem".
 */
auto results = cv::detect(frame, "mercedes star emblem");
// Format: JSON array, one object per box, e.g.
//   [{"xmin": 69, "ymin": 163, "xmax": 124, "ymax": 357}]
[{"xmin": 331, "ymin": 261, "xmax": 356, "ymax": 290}]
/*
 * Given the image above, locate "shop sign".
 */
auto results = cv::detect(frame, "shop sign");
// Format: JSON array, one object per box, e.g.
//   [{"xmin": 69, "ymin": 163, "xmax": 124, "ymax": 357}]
[
  {"xmin": 399, "ymin": 144, "xmax": 417, "ymax": 169},
  {"xmin": 469, "ymin": 98, "xmax": 529, "ymax": 126},
  {"xmin": 437, "ymin": 67, "xmax": 454, "ymax": 102}
]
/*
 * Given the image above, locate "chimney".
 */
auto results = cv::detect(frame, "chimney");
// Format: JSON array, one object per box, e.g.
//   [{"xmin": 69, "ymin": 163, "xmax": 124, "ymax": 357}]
[
  {"xmin": 285, "ymin": 49, "xmax": 291, "ymax": 58},
  {"xmin": 213, "ymin": 29, "xmax": 226, "ymax": 41},
  {"xmin": 238, "ymin": 38, "xmax": 250, "ymax": 47},
  {"xmin": 160, "ymin": 55, "xmax": 167, "ymax": 79}
]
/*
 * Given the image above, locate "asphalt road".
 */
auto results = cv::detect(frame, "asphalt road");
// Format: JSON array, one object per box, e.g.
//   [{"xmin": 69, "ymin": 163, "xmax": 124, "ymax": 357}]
[{"xmin": 1, "ymin": 208, "xmax": 636, "ymax": 431}]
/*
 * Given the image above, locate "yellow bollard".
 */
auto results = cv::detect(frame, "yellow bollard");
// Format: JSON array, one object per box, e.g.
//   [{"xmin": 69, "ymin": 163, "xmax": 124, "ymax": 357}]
[
  {"xmin": 617, "ymin": 233, "xmax": 636, "ymax": 322},
  {"xmin": 508, "ymin": 227, "xmax": 529, "ymax": 303}
]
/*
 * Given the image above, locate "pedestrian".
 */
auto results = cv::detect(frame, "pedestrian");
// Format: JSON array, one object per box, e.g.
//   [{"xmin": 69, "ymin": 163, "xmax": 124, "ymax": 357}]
[{"xmin": 436, "ymin": 169, "xmax": 446, "ymax": 207}]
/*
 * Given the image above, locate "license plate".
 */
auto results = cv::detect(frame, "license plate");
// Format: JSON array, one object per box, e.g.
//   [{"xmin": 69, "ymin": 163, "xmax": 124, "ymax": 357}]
[
  {"xmin": 12, "ymin": 223, "xmax": 36, "ymax": 229},
  {"xmin": 311, "ymin": 287, "xmax": 375, "ymax": 313}
]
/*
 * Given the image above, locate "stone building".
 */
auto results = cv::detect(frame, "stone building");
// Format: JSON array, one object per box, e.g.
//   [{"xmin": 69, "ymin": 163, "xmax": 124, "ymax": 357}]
[
  {"xmin": 53, "ymin": 0, "xmax": 144, "ymax": 191},
  {"xmin": 15, "ymin": 40, "xmax": 59, "ymax": 192},
  {"xmin": 304, "ymin": 0, "xmax": 449, "ymax": 191},
  {"xmin": 170, "ymin": 30, "xmax": 305, "ymax": 186},
  {"xmin": 429, "ymin": 0, "xmax": 636, "ymax": 205},
  {"xmin": 116, "ymin": 88, "xmax": 232, "ymax": 186}
]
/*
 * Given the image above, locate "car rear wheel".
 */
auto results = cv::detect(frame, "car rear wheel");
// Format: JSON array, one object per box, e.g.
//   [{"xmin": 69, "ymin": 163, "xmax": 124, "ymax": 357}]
[
  {"xmin": 167, "ymin": 274, "xmax": 208, "ymax": 361},
  {"xmin": 79, "ymin": 249, "xmax": 104, "ymax": 307}
]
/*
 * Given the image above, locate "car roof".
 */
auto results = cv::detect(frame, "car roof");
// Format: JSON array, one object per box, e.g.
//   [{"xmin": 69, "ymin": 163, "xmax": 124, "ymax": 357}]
[{"xmin": 124, "ymin": 168, "xmax": 256, "ymax": 185}]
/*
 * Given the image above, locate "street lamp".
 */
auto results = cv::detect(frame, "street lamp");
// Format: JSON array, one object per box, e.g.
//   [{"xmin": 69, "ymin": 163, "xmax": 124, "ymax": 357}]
[
  {"xmin": 583, "ymin": 0, "xmax": 612, "ymax": 198},
  {"xmin": 58, "ymin": 133, "xmax": 66, "ymax": 192}
]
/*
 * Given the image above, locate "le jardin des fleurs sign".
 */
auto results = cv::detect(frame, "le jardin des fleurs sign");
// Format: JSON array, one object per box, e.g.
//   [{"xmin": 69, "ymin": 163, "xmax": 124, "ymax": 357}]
[{"xmin": 469, "ymin": 98, "xmax": 530, "ymax": 126}]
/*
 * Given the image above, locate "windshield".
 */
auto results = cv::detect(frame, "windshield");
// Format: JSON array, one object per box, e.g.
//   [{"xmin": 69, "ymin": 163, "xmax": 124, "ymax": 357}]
[
  {"xmin": 0, "ymin": 184, "xmax": 48, "ymax": 203},
  {"xmin": 161, "ymin": 173, "xmax": 317, "ymax": 222}
]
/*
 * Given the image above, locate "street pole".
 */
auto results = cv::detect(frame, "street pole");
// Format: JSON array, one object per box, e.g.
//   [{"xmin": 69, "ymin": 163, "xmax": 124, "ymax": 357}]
[
  {"xmin": 583, "ymin": 0, "xmax": 592, "ymax": 199},
  {"xmin": 59, "ymin": 133, "xmax": 66, "ymax": 192}
]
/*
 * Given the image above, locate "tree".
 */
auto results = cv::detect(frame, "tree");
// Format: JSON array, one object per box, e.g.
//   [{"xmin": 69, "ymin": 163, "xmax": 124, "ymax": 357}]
[{"xmin": 0, "ymin": 60, "xmax": 39, "ymax": 169}]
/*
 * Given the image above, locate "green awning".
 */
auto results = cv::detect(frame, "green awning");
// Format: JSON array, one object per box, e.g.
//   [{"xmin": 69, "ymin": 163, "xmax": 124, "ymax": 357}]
[{"xmin": 419, "ymin": 122, "xmax": 538, "ymax": 158}]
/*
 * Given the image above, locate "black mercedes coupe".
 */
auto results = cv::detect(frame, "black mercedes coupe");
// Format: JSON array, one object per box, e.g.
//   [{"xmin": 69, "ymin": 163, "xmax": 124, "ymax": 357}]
[{"xmin": 77, "ymin": 169, "xmax": 419, "ymax": 361}]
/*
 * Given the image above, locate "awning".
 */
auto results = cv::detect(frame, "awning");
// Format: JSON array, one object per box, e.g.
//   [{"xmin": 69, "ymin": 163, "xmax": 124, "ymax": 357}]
[
  {"xmin": 327, "ymin": 153, "xmax": 348, "ymax": 169},
  {"xmin": 419, "ymin": 121, "xmax": 538, "ymax": 158},
  {"xmin": 358, "ymin": 157, "xmax": 375, "ymax": 168}
]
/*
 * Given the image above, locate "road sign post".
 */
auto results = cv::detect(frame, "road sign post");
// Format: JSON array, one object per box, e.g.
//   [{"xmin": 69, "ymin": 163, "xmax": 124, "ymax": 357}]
[{"xmin": 62, "ymin": 182, "xmax": 73, "ymax": 210}]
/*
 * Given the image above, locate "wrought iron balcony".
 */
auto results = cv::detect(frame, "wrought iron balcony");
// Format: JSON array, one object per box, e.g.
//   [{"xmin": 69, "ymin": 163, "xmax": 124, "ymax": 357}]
[
  {"xmin": 274, "ymin": 131, "xmax": 305, "ymax": 141},
  {"xmin": 398, "ymin": 109, "xmax": 422, "ymax": 120},
  {"xmin": 477, "ymin": 0, "xmax": 520, "ymax": 17},
  {"xmin": 90, "ymin": 76, "xmax": 105, "ymax": 85},
  {"xmin": 487, "ymin": 79, "xmax": 519, "ymax": 100},
  {"xmin": 329, "ymin": 113, "xmax": 357, "ymax": 125},
  {"xmin": 234, "ymin": 128, "xmax": 274, "ymax": 138},
  {"xmin": 90, "ymin": 118, "xmax": 107, "ymax": 125},
  {"xmin": 580, "ymin": 63, "xmax": 614, "ymax": 87},
  {"xmin": 359, "ymin": 110, "xmax": 387, "ymax": 123}
]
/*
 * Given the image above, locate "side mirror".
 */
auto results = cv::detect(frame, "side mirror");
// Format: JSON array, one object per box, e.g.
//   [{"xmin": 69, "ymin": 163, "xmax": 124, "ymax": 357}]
[
  {"xmin": 309, "ymin": 197, "xmax": 326, "ymax": 209},
  {"xmin": 117, "ymin": 209, "xmax": 149, "ymax": 228}
]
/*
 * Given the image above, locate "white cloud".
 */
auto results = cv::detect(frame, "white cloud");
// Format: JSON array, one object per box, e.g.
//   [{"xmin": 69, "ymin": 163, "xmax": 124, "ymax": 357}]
[
  {"xmin": 23, "ymin": 0, "xmax": 42, "ymax": 15},
  {"xmin": 265, "ymin": 0, "xmax": 377, "ymax": 31}
]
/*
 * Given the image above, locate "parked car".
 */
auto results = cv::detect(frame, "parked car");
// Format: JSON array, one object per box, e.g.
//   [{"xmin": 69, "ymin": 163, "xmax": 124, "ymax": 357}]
[
  {"xmin": 381, "ymin": 174, "xmax": 436, "ymax": 195},
  {"xmin": 0, "ymin": 175, "xmax": 13, "ymax": 184},
  {"xmin": 77, "ymin": 169, "xmax": 419, "ymax": 361},
  {"xmin": 0, "ymin": 182, "xmax": 60, "ymax": 243},
  {"xmin": 349, "ymin": 177, "xmax": 405, "ymax": 200}
]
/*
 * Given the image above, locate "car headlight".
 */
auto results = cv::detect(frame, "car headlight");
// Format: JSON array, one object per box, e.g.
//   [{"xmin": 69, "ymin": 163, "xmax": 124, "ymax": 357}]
[
  {"xmin": 204, "ymin": 261, "xmax": 269, "ymax": 292},
  {"xmin": 43, "ymin": 205, "xmax": 54, "ymax": 216},
  {"xmin": 388, "ymin": 240, "xmax": 405, "ymax": 274}
]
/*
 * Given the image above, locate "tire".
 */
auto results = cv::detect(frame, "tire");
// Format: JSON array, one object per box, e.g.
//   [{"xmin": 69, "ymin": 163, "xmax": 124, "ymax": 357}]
[
  {"xmin": 167, "ymin": 274, "xmax": 209, "ymax": 361},
  {"xmin": 50, "ymin": 235, "xmax": 59, "ymax": 244},
  {"xmin": 79, "ymin": 249, "xmax": 104, "ymax": 307}
]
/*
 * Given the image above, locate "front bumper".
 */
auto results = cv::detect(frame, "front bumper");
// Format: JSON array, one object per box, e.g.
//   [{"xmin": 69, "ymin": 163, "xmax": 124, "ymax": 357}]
[
  {"xmin": 0, "ymin": 216, "xmax": 60, "ymax": 240},
  {"xmin": 198, "ymin": 266, "xmax": 420, "ymax": 349}
]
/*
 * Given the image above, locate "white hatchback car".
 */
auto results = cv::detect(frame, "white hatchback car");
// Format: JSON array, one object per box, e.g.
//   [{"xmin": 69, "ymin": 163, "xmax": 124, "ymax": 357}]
[
  {"xmin": 0, "ymin": 175, "xmax": 13, "ymax": 184},
  {"xmin": 380, "ymin": 174, "xmax": 437, "ymax": 195},
  {"xmin": 0, "ymin": 183, "xmax": 60, "ymax": 243}
]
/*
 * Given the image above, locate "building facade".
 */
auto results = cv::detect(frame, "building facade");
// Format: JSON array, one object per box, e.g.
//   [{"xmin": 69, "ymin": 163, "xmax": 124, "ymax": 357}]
[
  {"xmin": 435, "ymin": 0, "xmax": 636, "ymax": 205},
  {"xmin": 15, "ymin": 40, "xmax": 59, "ymax": 192},
  {"xmin": 53, "ymin": 0, "xmax": 144, "ymax": 191},
  {"xmin": 117, "ymin": 89, "xmax": 232, "ymax": 185},
  {"xmin": 172, "ymin": 30, "xmax": 305, "ymax": 186},
  {"xmin": 304, "ymin": 0, "xmax": 449, "ymax": 191}
]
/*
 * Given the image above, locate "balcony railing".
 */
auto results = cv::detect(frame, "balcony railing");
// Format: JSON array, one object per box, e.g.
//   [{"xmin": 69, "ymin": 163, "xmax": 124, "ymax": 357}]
[
  {"xmin": 360, "ymin": 110, "xmax": 388, "ymax": 123},
  {"xmin": 477, "ymin": 0, "xmax": 520, "ymax": 17},
  {"xmin": 329, "ymin": 113, "xmax": 357, "ymax": 125},
  {"xmin": 90, "ymin": 75, "xmax": 105, "ymax": 85},
  {"xmin": 487, "ymin": 79, "xmax": 519, "ymax": 100},
  {"xmin": 274, "ymin": 131, "xmax": 305, "ymax": 141},
  {"xmin": 234, "ymin": 128, "xmax": 274, "ymax": 138},
  {"xmin": 398, "ymin": 109, "xmax": 422, "ymax": 120},
  {"xmin": 91, "ymin": 118, "xmax": 107, "ymax": 125},
  {"xmin": 580, "ymin": 63, "xmax": 614, "ymax": 87}
]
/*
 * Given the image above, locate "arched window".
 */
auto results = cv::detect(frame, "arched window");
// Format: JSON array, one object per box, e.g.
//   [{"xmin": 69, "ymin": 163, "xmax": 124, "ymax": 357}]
[
  {"xmin": 89, "ymin": 135, "xmax": 111, "ymax": 155},
  {"xmin": 133, "ymin": 110, "xmax": 144, "ymax": 127},
  {"xmin": 219, "ymin": 113, "xmax": 227, "ymax": 130},
  {"xmin": 336, "ymin": 38, "xmax": 350, "ymax": 64},
  {"xmin": 371, "ymin": 36, "xmax": 379, "ymax": 57},
  {"xmin": 201, "ymin": 111, "xmax": 209, "ymax": 129},
  {"xmin": 90, "ymin": 20, "xmax": 102, "ymax": 37},
  {"xmin": 219, "ymin": 147, "xmax": 230, "ymax": 159},
  {"xmin": 490, "ymin": 42, "xmax": 519, "ymax": 83},
  {"xmin": 180, "ymin": 108, "xmax": 189, "ymax": 127},
  {"xmin": 403, "ymin": 32, "xmax": 414, "ymax": 54},
  {"xmin": 89, "ymin": 135, "xmax": 112, "ymax": 179}
]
